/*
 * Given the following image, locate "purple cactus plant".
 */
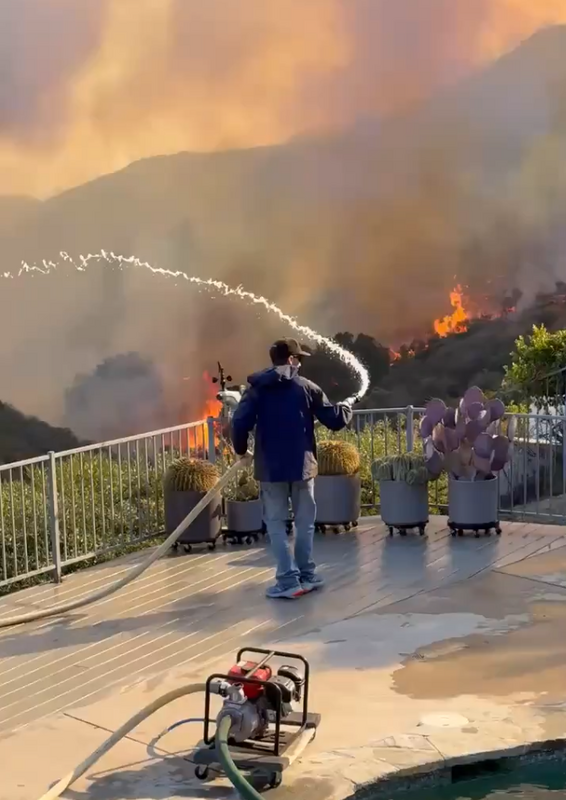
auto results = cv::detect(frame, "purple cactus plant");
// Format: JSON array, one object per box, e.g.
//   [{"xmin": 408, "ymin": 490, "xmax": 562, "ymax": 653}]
[{"xmin": 419, "ymin": 388, "xmax": 515, "ymax": 481}]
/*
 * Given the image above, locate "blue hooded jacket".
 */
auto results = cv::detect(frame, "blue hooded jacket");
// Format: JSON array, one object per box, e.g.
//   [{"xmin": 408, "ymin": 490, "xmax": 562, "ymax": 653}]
[{"xmin": 231, "ymin": 365, "xmax": 353, "ymax": 483}]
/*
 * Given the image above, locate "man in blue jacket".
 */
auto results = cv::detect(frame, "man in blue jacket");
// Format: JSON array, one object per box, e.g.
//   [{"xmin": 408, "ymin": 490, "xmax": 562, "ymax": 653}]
[{"xmin": 231, "ymin": 338, "xmax": 353, "ymax": 599}]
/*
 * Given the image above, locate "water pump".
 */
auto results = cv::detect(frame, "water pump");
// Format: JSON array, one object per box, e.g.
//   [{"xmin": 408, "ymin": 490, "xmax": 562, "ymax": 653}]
[{"xmin": 193, "ymin": 647, "xmax": 320, "ymax": 789}]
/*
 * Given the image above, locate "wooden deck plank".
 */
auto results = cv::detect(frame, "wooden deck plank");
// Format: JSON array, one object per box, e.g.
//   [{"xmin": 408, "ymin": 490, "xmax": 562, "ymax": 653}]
[{"xmin": 0, "ymin": 517, "xmax": 564, "ymax": 734}]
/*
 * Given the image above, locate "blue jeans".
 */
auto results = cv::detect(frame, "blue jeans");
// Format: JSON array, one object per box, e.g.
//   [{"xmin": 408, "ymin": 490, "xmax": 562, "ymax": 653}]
[{"xmin": 260, "ymin": 480, "xmax": 317, "ymax": 590}]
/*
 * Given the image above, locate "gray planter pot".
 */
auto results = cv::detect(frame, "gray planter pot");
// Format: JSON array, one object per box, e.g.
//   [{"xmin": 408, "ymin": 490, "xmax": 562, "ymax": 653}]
[
  {"xmin": 448, "ymin": 476, "xmax": 499, "ymax": 530},
  {"xmin": 226, "ymin": 499, "xmax": 263, "ymax": 533},
  {"xmin": 164, "ymin": 488, "xmax": 222, "ymax": 546},
  {"xmin": 379, "ymin": 481, "xmax": 429, "ymax": 529},
  {"xmin": 314, "ymin": 474, "xmax": 361, "ymax": 524}
]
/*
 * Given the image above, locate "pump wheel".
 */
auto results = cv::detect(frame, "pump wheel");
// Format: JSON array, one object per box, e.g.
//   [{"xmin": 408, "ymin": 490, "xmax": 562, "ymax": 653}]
[
  {"xmin": 195, "ymin": 765, "xmax": 209, "ymax": 781},
  {"xmin": 269, "ymin": 772, "xmax": 282, "ymax": 789},
  {"xmin": 352, "ymin": 520, "xmax": 359, "ymax": 528}
]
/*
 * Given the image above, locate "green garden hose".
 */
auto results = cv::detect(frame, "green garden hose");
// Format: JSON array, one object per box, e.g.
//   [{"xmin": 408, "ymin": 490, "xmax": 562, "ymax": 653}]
[
  {"xmin": 216, "ymin": 715, "xmax": 265, "ymax": 800},
  {"xmin": 0, "ymin": 455, "xmax": 251, "ymax": 629}
]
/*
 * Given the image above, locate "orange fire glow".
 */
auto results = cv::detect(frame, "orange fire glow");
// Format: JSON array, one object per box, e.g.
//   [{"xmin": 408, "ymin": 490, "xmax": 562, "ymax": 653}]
[
  {"xmin": 188, "ymin": 371, "xmax": 222, "ymax": 451},
  {"xmin": 433, "ymin": 285, "xmax": 470, "ymax": 337},
  {"xmin": 4, "ymin": 2, "xmax": 566, "ymax": 197}
]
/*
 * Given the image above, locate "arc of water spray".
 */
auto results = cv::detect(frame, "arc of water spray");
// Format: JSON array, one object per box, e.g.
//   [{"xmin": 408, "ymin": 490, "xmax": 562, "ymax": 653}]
[{"xmin": 9, "ymin": 250, "xmax": 370, "ymax": 404}]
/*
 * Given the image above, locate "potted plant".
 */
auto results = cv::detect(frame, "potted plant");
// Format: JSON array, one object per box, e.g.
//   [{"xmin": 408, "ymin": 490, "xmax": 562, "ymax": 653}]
[
  {"xmin": 164, "ymin": 457, "xmax": 222, "ymax": 552},
  {"xmin": 315, "ymin": 440, "xmax": 361, "ymax": 533},
  {"xmin": 420, "ymin": 388, "xmax": 515, "ymax": 537},
  {"xmin": 372, "ymin": 453, "xmax": 432, "ymax": 536},
  {"xmin": 223, "ymin": 468, "xmax": 263, "ymax": 544}
]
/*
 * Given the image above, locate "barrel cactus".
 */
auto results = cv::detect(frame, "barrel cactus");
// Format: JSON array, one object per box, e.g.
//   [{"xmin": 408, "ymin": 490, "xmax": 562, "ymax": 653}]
[
  {"xmin": 317, "ymin": 440, "xmax": 360, "ymax": 476},
  {"xmin": 372, "ymin": 453, "xmax": 432, "ymax": 486},
  {"xmin": 419, "ymin": 388, "xmax": 515, "ymax": 481},
  {"xmin": 165, "ymin": 457, "xmax": 220, "ymax": 493}
]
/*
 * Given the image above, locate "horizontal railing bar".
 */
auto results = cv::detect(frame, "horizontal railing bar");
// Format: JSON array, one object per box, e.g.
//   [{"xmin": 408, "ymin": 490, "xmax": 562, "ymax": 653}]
[
  {"xmin": 0, "ymin": 564, "xmax": 56, "ymax": 588},
  {"xmin": 0, "ymin": 455, "xmax": 49, "ymax": 473},
  {"xmin": 54, "ymin": 420, "xmax": 208, "ymax": 457}
]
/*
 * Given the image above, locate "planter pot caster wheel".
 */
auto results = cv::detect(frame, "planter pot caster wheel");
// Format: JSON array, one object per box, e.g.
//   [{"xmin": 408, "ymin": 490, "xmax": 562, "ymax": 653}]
[
  {"xmin": 399, "ymin": 529, "xmax": 407, "ymax": 537},
  {"xmin": 171, "ymin": 542, "xmax": 179, "ymax": 552},
  {"xmin": 388, "ymin": 527, "xmax": 394, "ymax": 537},
  {"xmin": 352, "ymin": 520, "xmax": 359, "ymax": 528},
  {"xmin": 496, "ymin": 526, "xmax": 502, "ymax": 535},
  {"xmin": 344, "ymin": 523, "xmax": 352, "ymax": 532},
  {"xmin": 269, "ymin": 772, "xmax": 282, "ymax": 789},
  {"xmin": 183, "ymin": 544, "xmax": 192, "ymax": 553},
  {"xmin": 195, "ymin": 765, "xmax": 209, "ymax": 781},
  {"xmin": 332, "ymin": 526, "xmax": 341, "ymax": 535},
  {"xmin": 317, "ymin": 524, "xmax": 327, "ymax": 534},
  {"xmin": 208, "ymin": 542, "xmax": 217, "ymax": 551},
  {"xmin": 245, "ymin": 536, "xmax": 254, "ymax": 545},
  {"xmin": 458, "ymin": 529, "xmax": 464, "ymax": 537},
  {"xmin": 419, "ymin": 526, "xmax": 426, "ymax": 536},
  {"xmin": 485, "ymin": 529, "xmax": 491, "ymax": 537},
  {"xmin": 286, "ymin": 522, "xmax": 293, "ymax": 535}
]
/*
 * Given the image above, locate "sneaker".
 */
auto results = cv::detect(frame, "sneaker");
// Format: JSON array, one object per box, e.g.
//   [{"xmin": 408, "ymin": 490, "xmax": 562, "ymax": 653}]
[
  {"xmin": 301, "ymin": 575, "xmax": 325, "ymax": 593},
  {"xmin": 266, "ymin": 584, "xmax": 305, "ymax": 600}
]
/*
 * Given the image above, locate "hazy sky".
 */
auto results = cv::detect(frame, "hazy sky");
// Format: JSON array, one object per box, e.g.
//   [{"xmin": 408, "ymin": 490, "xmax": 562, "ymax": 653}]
[{"xmin": 2, "ymin": 0, "xmax": 565, "ymax": 197}]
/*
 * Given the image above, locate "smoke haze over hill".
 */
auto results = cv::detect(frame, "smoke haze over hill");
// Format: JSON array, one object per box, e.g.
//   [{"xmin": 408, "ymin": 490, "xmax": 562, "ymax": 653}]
[
  {"xmin": 2, "ymin": 0, "xmax": 566, "ymax": 197},
  {"xmin": 2, "ymin": 6, "xmax": 566, "ymax": 434}
]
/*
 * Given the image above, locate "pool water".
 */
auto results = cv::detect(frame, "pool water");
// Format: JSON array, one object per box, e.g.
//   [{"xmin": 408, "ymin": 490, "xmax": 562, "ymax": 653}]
[{"xmin": 396, "ymin": 761, "xmax": 566, "ymax": 800}]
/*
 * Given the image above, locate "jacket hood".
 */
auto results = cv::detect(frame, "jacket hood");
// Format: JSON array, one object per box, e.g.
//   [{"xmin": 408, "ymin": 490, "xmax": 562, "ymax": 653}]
[{"xmin": 248, "ymin": 365, "xmax": 299, "ymax": 388}]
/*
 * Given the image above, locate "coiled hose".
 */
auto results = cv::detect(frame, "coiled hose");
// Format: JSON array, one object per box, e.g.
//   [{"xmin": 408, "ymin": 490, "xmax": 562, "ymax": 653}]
[{"xmin": 0, "ymin": 455, "xmax": 251, "ymax": 629}]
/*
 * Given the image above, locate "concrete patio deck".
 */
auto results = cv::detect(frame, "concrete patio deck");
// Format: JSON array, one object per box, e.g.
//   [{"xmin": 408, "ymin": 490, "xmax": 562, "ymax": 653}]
[{"xmin": 2, "ymin": 516, "xmax": 566, "ymax": 799}]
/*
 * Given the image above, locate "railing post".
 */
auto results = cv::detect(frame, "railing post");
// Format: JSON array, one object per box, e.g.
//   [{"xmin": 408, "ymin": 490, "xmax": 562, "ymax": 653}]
[
  {"xmin": 47, "ymin": 451, "xmax": 62, "ymax": 583},
  {"xmin": 207, "ymin": 417, "xmax": 216, "ymax": 464},
  {"xmin": 406, "ymin": 406, "xmax": 414, "ymax": 452}
]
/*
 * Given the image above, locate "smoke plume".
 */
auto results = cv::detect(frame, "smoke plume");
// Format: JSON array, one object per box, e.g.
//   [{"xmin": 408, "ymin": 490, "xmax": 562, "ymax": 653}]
[
  {"xmin": 1, "ymin": 3, "xmax": 566, "ymax": 432},
  {"xmin": 1, "ymin": 0, "xmax": 566, "ymax": 197}
]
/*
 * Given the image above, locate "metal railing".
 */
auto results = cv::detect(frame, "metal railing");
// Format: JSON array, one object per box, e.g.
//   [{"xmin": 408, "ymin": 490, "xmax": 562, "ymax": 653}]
[
  {"xmin": 2, "ymin": 406, "xmax": 566, "ymax": 592},
  {"xmin": 0, "ymin": 418, "xmax": 212, "ymax": 591},
  {"xmin": 326, "ymin": 407, "xmax": 566, "ymax": 523}
]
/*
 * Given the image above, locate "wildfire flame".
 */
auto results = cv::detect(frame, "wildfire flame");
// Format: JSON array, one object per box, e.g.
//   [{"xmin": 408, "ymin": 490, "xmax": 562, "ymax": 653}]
[
  {"xmin": 187, "ymin": 371, "xmax": 222, "ymax": 451},
  {"xmin": 433, "ymin": 285, "xmax": 470, "ymax": 337}
]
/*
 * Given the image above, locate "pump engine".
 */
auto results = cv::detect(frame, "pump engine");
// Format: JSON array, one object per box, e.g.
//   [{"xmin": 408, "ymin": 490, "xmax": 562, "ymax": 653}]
[{"xmin": 216, "ymin": 660, "xmax": 304, "ymax": 743}]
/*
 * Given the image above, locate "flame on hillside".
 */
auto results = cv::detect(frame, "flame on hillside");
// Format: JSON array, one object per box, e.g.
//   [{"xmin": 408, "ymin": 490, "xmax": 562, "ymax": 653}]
[
  {"xmin": 433, "ymin": 285, "xmax": 470, "ymax": 337},
  {"xmin": 188, "ymin": 371, "xmax": 222, "ymax": 451}
]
